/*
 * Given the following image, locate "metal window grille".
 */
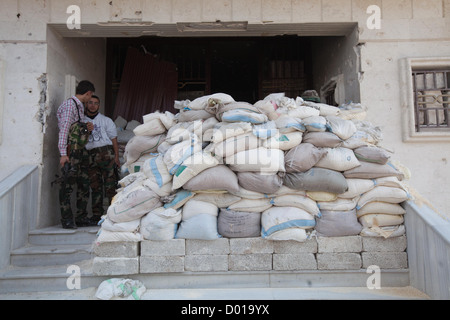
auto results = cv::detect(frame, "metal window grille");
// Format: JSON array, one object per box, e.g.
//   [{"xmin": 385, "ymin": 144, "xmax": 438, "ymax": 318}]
[{"xmin": 412, "ymin": 69, "xmax": 450, "ymax": 131}]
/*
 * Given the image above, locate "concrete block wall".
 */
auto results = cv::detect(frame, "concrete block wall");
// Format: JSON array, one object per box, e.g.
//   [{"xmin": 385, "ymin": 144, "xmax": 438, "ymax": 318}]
[{"xmin": 92, "ymin": 235, "xmax": 407, "ymax": 276}]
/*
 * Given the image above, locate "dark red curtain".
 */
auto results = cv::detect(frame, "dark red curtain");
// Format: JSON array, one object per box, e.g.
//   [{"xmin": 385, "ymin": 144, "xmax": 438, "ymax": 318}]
[{"xmin": 113, "ymin": 47, "xmax": 178, "ymax": 122}]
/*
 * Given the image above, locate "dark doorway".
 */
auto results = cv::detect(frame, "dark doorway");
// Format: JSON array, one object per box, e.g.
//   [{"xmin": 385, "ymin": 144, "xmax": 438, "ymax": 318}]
[{"xmin": 210, "ymin": 40, "xmax": 259, "ymax": 103}]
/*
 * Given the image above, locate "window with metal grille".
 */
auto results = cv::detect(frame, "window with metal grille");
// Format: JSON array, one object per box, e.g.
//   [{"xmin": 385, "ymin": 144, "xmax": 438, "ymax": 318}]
[{"xmin": 412, "ymin": 69, "xmax": 450, "ymax": 131}]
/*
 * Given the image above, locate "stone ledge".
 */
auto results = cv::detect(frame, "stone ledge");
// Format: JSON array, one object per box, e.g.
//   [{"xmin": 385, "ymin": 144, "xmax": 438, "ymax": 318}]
[{"xmin": 92, "ymin": 235, "xmax": 408, "ymax": 275}]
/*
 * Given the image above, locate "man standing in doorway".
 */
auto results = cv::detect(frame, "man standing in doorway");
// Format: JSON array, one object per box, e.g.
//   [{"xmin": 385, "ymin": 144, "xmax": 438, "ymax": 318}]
[
  {"xmin": 85, "ymin": 95, "xmax": 120, "ymax": 224},
  {"xmin": 57, "ymin": 80, "xmax": 95, "ymax": 229}
]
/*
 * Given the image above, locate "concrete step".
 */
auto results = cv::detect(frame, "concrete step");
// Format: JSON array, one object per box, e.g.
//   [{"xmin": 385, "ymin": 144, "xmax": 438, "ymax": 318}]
[
  {"xmin": 10, "ymin": 244, "xmax": 94, "ymax": 267},
  {"xmin": 28, "ymin": 225, "xmax": 100, "ymax": 245}
]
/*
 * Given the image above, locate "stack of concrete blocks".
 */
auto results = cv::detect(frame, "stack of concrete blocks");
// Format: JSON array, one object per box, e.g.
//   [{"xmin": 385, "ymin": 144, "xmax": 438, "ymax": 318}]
[{"xmin": 92, "ymin": 235, "xmax": 407, "ymax": 275}]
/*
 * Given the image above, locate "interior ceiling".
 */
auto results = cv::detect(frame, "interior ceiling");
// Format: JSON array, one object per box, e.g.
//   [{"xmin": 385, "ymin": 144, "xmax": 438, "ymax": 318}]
[{"xmin": 50, "ymin": 22, "xmax": 357, "ymax": 38}]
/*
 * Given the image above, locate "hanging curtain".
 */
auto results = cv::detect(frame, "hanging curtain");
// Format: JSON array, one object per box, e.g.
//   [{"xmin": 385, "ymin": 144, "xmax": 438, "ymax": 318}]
[{"xmin": 113, "ymin": 47, "xmax": 178, "ymax": 122}]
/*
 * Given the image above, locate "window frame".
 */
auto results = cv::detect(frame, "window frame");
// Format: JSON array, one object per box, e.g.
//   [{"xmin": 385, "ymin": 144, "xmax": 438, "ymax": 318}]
[{"xmin": 401, "ymin": 57, "xmax": 450, "ymax": 142}]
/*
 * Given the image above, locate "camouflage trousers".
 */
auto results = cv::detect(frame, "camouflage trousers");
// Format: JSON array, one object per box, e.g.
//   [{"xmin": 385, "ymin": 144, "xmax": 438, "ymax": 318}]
[
  {"xmin": 59, "ymin": 149, "xmax": 90, "ymax": 223},
  {"xmin": 88, "ymin": 145, "xmax": 116, "ymax": 217}
]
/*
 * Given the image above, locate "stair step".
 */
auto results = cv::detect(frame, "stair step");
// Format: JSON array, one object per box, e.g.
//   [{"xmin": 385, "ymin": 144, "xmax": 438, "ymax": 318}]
[
  {"xmin": 10, "ymin": 244, "xmax": 94, "ymax": 267},
  {"xmin": 28, "ymin": 225, "xmax": 100, "ymax": 245}
]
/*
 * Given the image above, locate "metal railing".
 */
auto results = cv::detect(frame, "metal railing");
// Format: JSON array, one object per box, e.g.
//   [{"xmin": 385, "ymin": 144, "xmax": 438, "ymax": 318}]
[
  {"xmin": 0, "ymin": 165, "xmax": 39, "ymax": 269},
  {"xmin": 403, "ymin": 200, "xmax": 450, "ymax": 299}
]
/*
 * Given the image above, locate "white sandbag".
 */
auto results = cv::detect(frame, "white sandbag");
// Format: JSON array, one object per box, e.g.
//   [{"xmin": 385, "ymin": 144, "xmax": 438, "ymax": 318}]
[
  {"xmin": 357, "ymin": 186, "xmax": 409, "ymax": 209},
  {"xmin": 143, "ymin": 179, "xmax": 172, "ymax": 197},
  {"xmin": 263, "ymin": 228, "xmax": 309, "ymax": 242},
  {"xmin": 304, "ymin": 101, "xmax": 340, "ymax": 117},
  {"xmin": 237, "ymin": 171, "xmax": 283, "ymax": 194},
  {"xmin": 268, "ymin": 186, "xmax": 307, "ymax": 197},
  {"xmin": 318, "ymin": 197, "xmax": 360, "ymax": 211},
  {"xmin": 314, "ymin": 147, "xmax": 361, "ymax": 172},
  {"xmin": 125, "ymin": 120, "xmax": 141, "ymax": 131},
  {"xmin": 226, "ymin": 147, "xmax": 285, "ymax": 174},
  {"xmin": 162, "ymin": 189, "xmax": 195, "ymax": 210},
  {"xmin": 107, "ymin": 183, "xmax": 161, "ymax": 223},
  {"xmin": 285, "ymin": 105, "xmax": 320, "ymax": 119},
  {"xmin": 302, "ymin": 116, "xmax": 327, "ymax": 132},
  {"xmin": 338, "ymin": 102, "xmax": 368, "ymax": 121},
  {"xmin": 117, "ymin": 171, "xmax": 146, "ymax": 189},
  {"xmin": 96, "ymin": 229, "xmax": 143, "ymax": 242},
  {"xmin": 124, "ymin": 134, "xmax": 166, "ymax": 165},
  {"xmin": 325, "ymin": 115, "xmax": 357, "ymax": 140},
  {"xmin": 212, "ymin": 133, "xmax": 260, "ymax": 158},
  {"xmin": 343, "ymin": 162, "xmax": 404, "ymax": 180},
  {"xmin": 172, "ymin": 151, "xmax": 219, "ymax": 190},
  {"xmin": 175, "ymin": 214, "xmax": 221, "ymax": 240},
  {"xmin": 182, "ymin": 199, "xmax": 218, "ymax": 221},
  {"xmin": 261, "ymin": 207, "xmax": 315, "ymax": 241},
  {"xmin": 189, "ymin": 93, "xmax": 235, "ymax": 111},
  {"xmin": 142, "ymin": 154, "xmax": 172, "ymax": 188},
  {"xmin": 222, "ymin": 108, "xmax": 268, "ymax": 124},
  {"xmin": 165, "ymin": 121, "xmax": 202, "ymax": 144},
  {"xmin": 274, "ymin": 116, "xmax": 306, "ymax": 133},
  {"xmin": 339, "ymin": 178, "xmax": 376, "ymax": 199},
  {"xmin": 210, "ymin": 122, "xmax": 253, "ymax": 143},
  {"xmin": 359, "ymin": 213, "xmax": 404, "ymax": 228},
  {"xmin": 315, "ymin": 209, "xmax": 363, "ymax": 237},
  {"xmin": 353, "ymin": 145, "xmax": 391, "ymax": 165},
  {"xmin": 356, "ymin": 201, "xmax": 406, "ymax": 218},
  {"xmin": 254, "ymin": 99, "xmax": 278, "ymax": 120},
  {"xmin": 133, "ymin": 118, "xmax": 166, "ymax": 136},
  {"xmin": 360, "ymin": 225, "xmax": 406, "ymax": 238},
  {"xmin": 252, "ymin": 121, "xmax": 278, "ymax": 139},
  {"xmin": 100, "ymin": 217, "xmax": 140, "ymax": 233},
  {"xmin": 95, "ymin": 278, "xmax": 146, "ymax": 300},
  {"xmin": 272, "ymin": 194, "xmax": 320, "ymax": 217},
  {"xmin": 177, "ymin": 109, "xmax": 215, "ymax": 122},
  {"xmin": 193, "ymin": 192, "xmax": 241, "ymax": 208},
  {"xmin": 306, "ymin": 191, "xmax": 338, "ymax": 202},
  {"xmin": 262, "ymin": 132, "xmax": 303, "ymax": 150},
  {"xmin": 375, "ymin": 176, "xmax": 405, "ymax": 189},
  {"xmin": 212, "ymin": 101, "xmax": 260, "ymax": 121},
  {"xmin": 228, "ymin": 198, "xmax": 272, "ymax": 213},
  {"xmin": 126, "ymin": 154, "xmax": 153, "ymax": 173},
  {"xmin": 182, "ymin": 165, "xmax": 240, "ymax": 193},
  {"xmin": 140, "ymin": 207, "xmax": 182, "ymax": 240},
  {"xmin": 283, "ymin": 168, "xmax": 348, "ymax": 194},
  {"xmin": 163, "ymin": 134, "xmax": 202, "ymax": 175},
  {"xmin": 284, "ymin": 143, "xmax": 328, "ymax": 173},
  {"xmin": 218, "ymin": 209, "xmax": 261, "ymax": 238},
  {"xmin": 230, "ymin": 186, "xmax": 266, "ymax": 199},
  {"xmin": 302, "ymin": 131, "xmax": 342, "ymax": 148},
  {"xmin": 115, "ymin": 116, "xmax": 128, "ymax": 129}
]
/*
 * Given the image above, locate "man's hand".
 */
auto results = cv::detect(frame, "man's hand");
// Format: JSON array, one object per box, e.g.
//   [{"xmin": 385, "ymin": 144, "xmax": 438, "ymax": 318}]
[
  {"xmin": 60, "ymin": 155, "xmax": 69, "ymax": 167},
  {"xmin": 86, "ymin": 122, "xmax": 94, "ymax": 132}
]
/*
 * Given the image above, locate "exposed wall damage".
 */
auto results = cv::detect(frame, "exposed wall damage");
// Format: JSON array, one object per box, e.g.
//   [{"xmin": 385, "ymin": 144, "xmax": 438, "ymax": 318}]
[{"xmin": 36, "ymin": 73, "xmax": 48, "ymax": 133}]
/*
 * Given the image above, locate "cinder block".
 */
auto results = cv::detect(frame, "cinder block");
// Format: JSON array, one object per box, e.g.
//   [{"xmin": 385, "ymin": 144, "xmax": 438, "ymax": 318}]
[
  {"xmin": 93, "ymin": 241, "xmax": 139, "ymax": 258},
  {"xmin": 140, "ymin": 256, "xmax": 184, "ymax": 273},
  {"xmin": 229, "ymin": 238, "xmax": 273, "ymax": 254},
  {"xmin": 185, "ymin": 255, "xmax": 228, "ymax": 272},
  {"xmin": 229, "ymin": 254, "xmax": 272, "ymax": 271},
  {"xmin": 362, "ymin": 252, "xmax": 408, "ymax": 269},
  {"xmin": 92, "ymin": 257, "xmax": 139, "ymax": 275},
  {"xmin": 273, "ymin": 239, "xmax": 317, "ymax": 253},
  {"xmin": 317, "ymin": 253, "xmax": 362, "ymax": 270},
  {"xmin": 140, "ymin": 239, "xmax": 185, "ymax": 256},
  {"xmin": 317, "ymin": 236, "xmax": 362, "ymax": 253},
  {"xmin": 362, "ymin": 235, "xmax": 407, "ymax": 252},
  {"xmin": 273, "ymin": 253, "xmax": 317, "ymax": 270},
  {"xmin": 186, "ymin": 239, "xmax": 229, "ymax": 255}
]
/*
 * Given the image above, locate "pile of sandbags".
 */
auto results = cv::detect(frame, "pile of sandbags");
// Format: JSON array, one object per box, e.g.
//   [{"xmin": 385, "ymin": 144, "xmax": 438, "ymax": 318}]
[{"xmin": 97, "ymin": 92, "xmax": 410, "ymax": 243}]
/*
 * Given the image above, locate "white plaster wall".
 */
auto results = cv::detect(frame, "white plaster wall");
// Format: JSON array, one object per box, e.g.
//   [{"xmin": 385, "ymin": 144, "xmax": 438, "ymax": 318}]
[
  {"xmin": 1, "ymin": 0, "xmax": 449, "ymax": 225},
  {"xmin": 359, "ymin": 40, "xmax": 450, "ymax": 218}
]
